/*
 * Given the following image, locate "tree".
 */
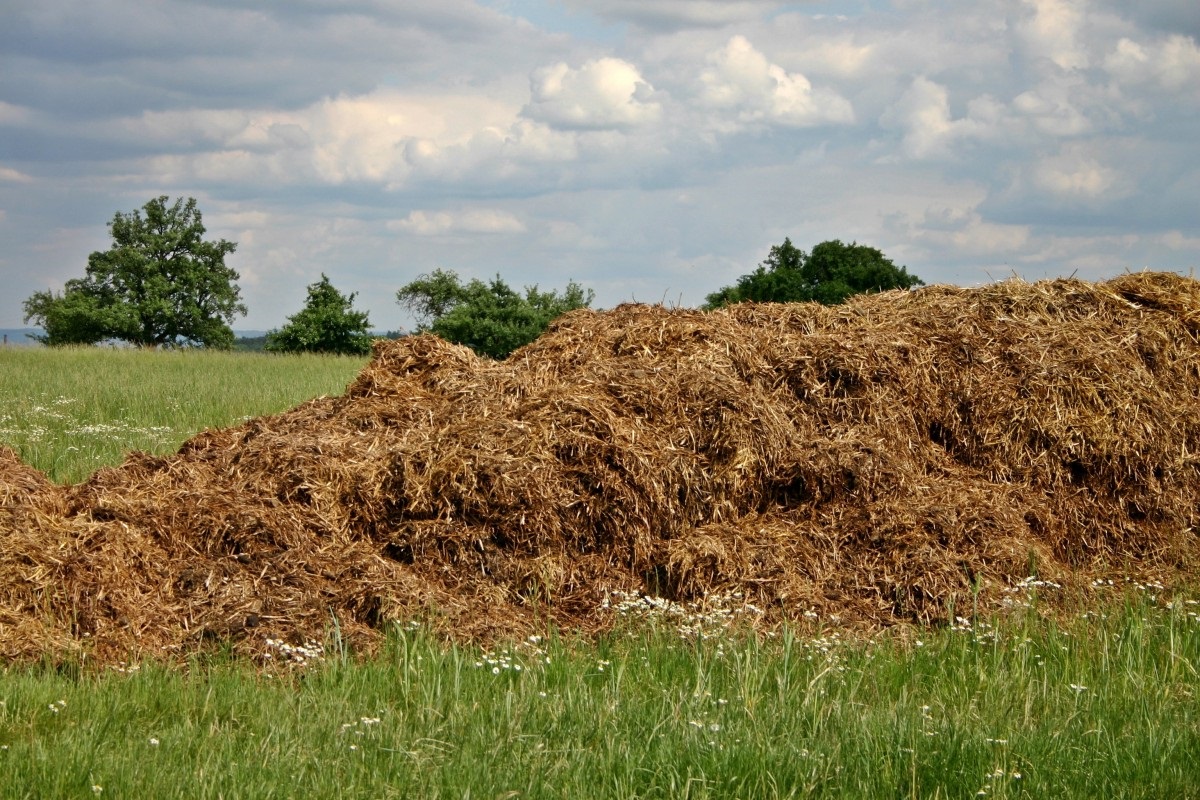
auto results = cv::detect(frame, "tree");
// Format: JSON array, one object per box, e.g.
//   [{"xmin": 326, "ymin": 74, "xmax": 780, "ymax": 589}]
[
  {"xmin": 265, "ymin": 274, "xmax": 374, "ymax": 355},
  {"xmin": 23, "ymin": 196, "xmax": 245, "ymax": 348},
  {"xmin": 397, "ymin": 269, "xmax": 594, "ymax": 359},
  {"xmin": 703, "ymin": 238, "xmax": 923, "ymax": 309},
  {"xmin": 21, "ymin": 287, "xmax": 111, "ymax": 346}
]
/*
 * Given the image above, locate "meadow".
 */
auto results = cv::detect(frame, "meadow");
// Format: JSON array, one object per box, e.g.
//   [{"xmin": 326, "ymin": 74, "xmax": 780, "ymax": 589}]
[
  {"xmin": 1, "ymin": 346, "xmax": 1198, "ymax": 798},
  {"xmin": 0, "ymin": 346, "xmax": 367, "ymax": 484}
]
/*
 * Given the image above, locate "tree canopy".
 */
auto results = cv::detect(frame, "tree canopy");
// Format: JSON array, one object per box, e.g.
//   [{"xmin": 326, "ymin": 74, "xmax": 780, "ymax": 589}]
[
  {"xmin": 265, "ymin": 274, "xmax": 374, "ymax": 355},
  {"xmin": 23, "ymin": 196, "xmax": 245, "ymax": 348},
  {"xmin": 397, "ymin": 268, "xmax": 594, "ymax": 359},
  {"xmin": 704, "ymin": 238, "xmax": 923, "ymax": 309}
]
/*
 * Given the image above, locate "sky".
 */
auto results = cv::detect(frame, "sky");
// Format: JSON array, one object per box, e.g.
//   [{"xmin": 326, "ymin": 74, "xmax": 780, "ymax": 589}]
[{"xmin": 2, "ymin": 0, "xmax": 1198, "ymax": 333}]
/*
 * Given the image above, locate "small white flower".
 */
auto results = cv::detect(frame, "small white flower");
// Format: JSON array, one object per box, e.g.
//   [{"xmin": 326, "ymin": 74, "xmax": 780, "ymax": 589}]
[
  {"xmin": 1069, "ymin": 683, "xmax": 1087, "ymax": 693},
  {"xmin": 92, "ymin": 786, "xmax": 103, "ymax": 795},
  {"xmin": 148, "ymin": 737, "xmax": 159, "ymax": 746}
]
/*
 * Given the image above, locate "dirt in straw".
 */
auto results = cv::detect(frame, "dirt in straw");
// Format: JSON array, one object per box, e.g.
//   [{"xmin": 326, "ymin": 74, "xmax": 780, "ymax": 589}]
[{"xmin": 2, "ymin": 272, "xmax": 1199, "ymax": 666}]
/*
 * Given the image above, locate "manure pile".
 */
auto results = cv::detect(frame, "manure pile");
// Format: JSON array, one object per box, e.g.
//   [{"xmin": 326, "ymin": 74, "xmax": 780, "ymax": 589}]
[{"xmin": 2, "ymin": 272, "xmax": 1200, "ymax": 664}]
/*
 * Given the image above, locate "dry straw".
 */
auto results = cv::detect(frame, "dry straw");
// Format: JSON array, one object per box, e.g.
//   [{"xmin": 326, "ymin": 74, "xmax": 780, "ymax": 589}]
[{"xmin": 1, "ymin": 272, "xmax": 1198, "ymax": 664}]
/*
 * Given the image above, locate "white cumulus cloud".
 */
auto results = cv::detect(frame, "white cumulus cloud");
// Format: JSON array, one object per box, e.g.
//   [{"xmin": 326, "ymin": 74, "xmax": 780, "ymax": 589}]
[
  {"xmin": 698, "ymin": 36, "xmax": 854, "ymax": 128},
  {"xmin": 523, "ymin": 58, "xmax": 661, "ymax": 130},
  {"xmin": 883, "ymin": 76, "xmax": 1002, "ymax": 159}
]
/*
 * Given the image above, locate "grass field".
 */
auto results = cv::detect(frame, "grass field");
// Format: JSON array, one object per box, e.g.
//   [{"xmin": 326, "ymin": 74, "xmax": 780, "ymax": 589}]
[
  {"xmin": 1, "ymin": 346, "xmax": 1199, "ymax": 798},
  {"xmin": 0, "ymin": 346, "xmax": 367, "ymax": 484}
]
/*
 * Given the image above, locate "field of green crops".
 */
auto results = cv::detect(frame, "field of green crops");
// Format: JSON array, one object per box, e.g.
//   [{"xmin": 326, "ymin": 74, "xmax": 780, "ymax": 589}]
[{"xmin": 1, "ymin": 346, "xmax": 1199, "ymax": 798}]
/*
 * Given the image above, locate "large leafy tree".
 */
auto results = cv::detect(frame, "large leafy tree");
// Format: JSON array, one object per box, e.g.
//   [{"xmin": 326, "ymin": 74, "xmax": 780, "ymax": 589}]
[
  {"xmin": 265, "ymin": 274, "xmax": 373, "ymax": 355},
  {"xmin": 704, "ymin": 238, "xmax": 923, "ymax": 309},
  {"xmin": 23, "ymin": 196, "xmax": 245, "ymax": 348},
  {"xmin": 397, "ymin": 268, "xmax": 594, "ymax": 359}
]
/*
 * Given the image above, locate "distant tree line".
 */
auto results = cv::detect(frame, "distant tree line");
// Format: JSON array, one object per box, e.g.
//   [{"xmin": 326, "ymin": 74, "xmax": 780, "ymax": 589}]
[{"xmin": 24, "ymin": 196, "xmax": 923, "ymax": 358}]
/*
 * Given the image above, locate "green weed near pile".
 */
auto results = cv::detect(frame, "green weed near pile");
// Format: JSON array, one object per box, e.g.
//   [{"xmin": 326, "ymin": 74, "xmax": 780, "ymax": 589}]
[{"xmin": 2, "ymin": 597, "xmax": 1199, "ymax": 799}]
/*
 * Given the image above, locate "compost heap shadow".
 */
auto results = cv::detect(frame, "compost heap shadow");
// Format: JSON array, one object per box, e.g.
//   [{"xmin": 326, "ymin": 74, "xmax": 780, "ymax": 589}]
[{"xmin": 2, "ymin": 272, "xmax": 1199, "ymax": 664}]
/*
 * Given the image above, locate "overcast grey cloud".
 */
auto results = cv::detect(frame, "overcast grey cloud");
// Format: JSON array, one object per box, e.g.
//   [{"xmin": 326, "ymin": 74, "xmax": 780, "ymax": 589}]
[{"xmin": 2, "ymin": 0, "xmax": 1197, "ymax": 333}]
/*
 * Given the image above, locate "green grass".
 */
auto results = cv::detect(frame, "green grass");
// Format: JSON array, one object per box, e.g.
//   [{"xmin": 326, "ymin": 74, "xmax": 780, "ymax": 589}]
[
  {"xmin": 0, "ymin": 346, "xmax": 367, "ymax": 483},
  {"xmin": 1, "ymin": 604, "xmax": 1199, "ymax": 799},
  {"xmin": 1, "ymin": 345, "xmax": 1199, "ymax": 798}
]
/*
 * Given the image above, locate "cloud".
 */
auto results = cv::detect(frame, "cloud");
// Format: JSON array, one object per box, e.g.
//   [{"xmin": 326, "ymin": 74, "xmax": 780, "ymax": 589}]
[
  {"xmin": 1009, "ymin": 76, "xmax": 1096, "ymax": 137},
  {"xmin": 523, "ymin": 58, "xmax": 661, "ymax": 129},
  {"xmin": 0, "ymin": 0, "xmax": 558, "ymax": 119},
  {"xmin": 920, "ymin": 211, "xmax": 1032, "ymax": 258},
  {"xmin": 400, "ymin": 118, "xmax": 583, "ymax": 186},
  {"xmin": 881, "ymin": 191, "xmax": 1033, "ymax": 262},
  {"xmin": 697, "ymin": 36, "xmax": 854, "ymax": 128},
  {"xmin": 1159, "ymin": 230, "xmax": 1200, "ymax": 252},
  {"xmin": 124, "ymin": 89, "xmax": 522, "ymax": 188},
  {"xmin": 1093, "ymin": 0, "xmax": 1200, "ymax": 40},
  {"xmin": 561, "ymin": 0, "xmax": 787, "ymax": 30},
  {"xmin": 0, "ymin": 100, "xmax": 34, "ymax": 125},
  {"xmin": 1105, "ymin": 34, "xmax": 1200, "ymax": 93},
  {"xmin": 787, "ymin": 37, "xmax": 876, "ymax": 79},
  {"xmin": 1016, "ymin": 0, "xmax": 1089, "ymax": 71},
  {"xmin": 3, "ymin": 0, "xmax": 1199, "ymax": 333},
  {"xmin": 1030, "ymin": 149, "xmax": 1121, "ymax": 199},
  {"xmin": 0, "ymin": 166, "xmax": 33, "ymax": 184},
  {"xmin": 979, "ymin": 140, "xmax": 1140, "ymax": 228},
  {"xmin": 882, "ymin": 77, "xmax": 1004, "ymax": 159},
  {"xmin": 388, "ymin": 208, "xmax": 526, "ymax": 235}
]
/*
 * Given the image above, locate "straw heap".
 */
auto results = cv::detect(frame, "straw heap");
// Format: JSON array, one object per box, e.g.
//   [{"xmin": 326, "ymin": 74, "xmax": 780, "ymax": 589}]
[{"xmin": 1, "ymin": 272, "xmax": 1198, "ymax": 664}]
